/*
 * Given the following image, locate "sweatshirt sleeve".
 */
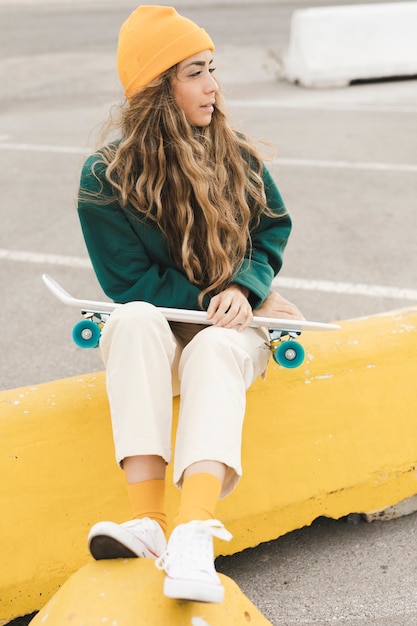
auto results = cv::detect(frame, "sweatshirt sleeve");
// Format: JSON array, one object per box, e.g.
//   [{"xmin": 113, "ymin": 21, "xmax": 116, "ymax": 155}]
[
  {"xmin": 232, "ymin": 165, "xmax": 292, "ymax": 308},
  {"xmin": 77, "ymin": 154, "xmax": 207, "ymax": 309}
]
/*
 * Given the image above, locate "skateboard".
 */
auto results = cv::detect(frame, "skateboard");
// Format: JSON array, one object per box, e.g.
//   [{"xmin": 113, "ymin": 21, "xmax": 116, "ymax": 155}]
[{"xmin": 42, "ymin": 274, "xmax": 339, "ymax": 369}]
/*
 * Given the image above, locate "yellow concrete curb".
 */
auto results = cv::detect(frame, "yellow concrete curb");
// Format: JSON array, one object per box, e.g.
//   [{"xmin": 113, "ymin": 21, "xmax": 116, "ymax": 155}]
[
  {"xmin": 1, "ymin": 305, "xmax": 417, "ymax": 623},
  {"xmin": 29, "ymin": 559, "xmax": 271, "ymax": 625}
]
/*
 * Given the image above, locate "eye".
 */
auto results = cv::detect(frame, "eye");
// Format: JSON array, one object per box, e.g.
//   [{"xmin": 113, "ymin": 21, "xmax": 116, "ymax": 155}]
[{"xmin": 209, "ymin": 67, "xmax": 216, "ymax": 74}]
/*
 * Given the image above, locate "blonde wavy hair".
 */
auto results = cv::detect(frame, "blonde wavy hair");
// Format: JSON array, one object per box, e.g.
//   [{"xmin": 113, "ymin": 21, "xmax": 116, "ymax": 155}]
[{"xmin": 90, "ymin": 67, "xmax": 279, "ymax": 307}]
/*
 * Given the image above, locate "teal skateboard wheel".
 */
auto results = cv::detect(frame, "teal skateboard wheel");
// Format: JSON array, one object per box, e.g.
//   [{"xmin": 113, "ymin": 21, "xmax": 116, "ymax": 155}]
[
  {"xmin": 72, "ymin": 320, "xmax": 101, "ymax": 349},
  {"xmin": 273, "ymin": 340, "xmax": 305, "ymax": 368}
]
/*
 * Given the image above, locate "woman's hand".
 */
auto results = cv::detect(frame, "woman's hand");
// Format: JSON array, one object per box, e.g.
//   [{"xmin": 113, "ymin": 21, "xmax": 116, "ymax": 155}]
[
  {"xmin": 206, "ymin": 284, "xmax": 253, "ymax": 331},
  {"xmin": 254, "ymin": 291, "xmax": 305, "ymax": 320}
]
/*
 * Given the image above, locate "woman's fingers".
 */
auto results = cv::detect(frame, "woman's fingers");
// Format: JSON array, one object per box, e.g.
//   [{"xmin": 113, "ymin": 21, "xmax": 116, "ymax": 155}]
[
  {"xmin": 207, "ymin": 286, "xmax": 253, "ymax": 330},
  {"xmin": 254, "ymin": 291, "xmax": 305, "ymax": 321}
]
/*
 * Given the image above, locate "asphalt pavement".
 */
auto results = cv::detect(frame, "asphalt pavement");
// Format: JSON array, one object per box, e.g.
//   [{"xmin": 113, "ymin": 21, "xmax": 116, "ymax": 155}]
[{"xmin": 1, "ymin": 1, "xmax": 417, "ymax": 624}]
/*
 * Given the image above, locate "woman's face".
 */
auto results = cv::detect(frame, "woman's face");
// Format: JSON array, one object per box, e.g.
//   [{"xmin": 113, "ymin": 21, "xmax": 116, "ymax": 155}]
[{"xmin": 171, "ymin": 50, "xmax": 219, "ymax": 127}]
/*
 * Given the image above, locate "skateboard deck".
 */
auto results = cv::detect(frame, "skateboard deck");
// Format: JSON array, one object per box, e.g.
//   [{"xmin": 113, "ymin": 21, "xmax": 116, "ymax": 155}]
[{"xmin": 42, "ymin": 273, "xmax": 339, "ymax": 368}]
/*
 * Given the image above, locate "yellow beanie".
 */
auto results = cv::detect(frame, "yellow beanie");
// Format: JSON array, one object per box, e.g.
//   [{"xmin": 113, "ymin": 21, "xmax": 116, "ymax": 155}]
[{"xmin": 117, "ymin": 5, "xmax": 215, "ymax": 99}]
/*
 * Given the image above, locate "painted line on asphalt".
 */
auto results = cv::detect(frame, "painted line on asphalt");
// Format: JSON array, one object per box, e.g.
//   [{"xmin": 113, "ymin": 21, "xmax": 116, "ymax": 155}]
[
  {"xmin": 273, "ymin": 276, "xmax": 417, "ymax": 302},
  {"xmin": 0, "ymin": 141, "xmax": 85, "ymax": 154},
  {"xmin": 0, "ymin": 248, "xmax": 91, "ymax": 268},
  {"xmin": 230, "ymin": 99, "xmax": 417, "ymax": 114},
  {"xmin": 273, "ymin": 157, "xmax": 417, "ymax": 173},
  {"xmin": 1, "ymin": 141, "xmax": 415, "ymax": 174},
  {"xmin": 1, "ymin": 248, "xmax": 416, "ymax": 302}
]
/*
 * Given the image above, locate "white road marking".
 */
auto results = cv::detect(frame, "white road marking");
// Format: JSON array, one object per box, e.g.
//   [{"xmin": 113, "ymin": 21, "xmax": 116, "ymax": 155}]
[
  {"xmin": 0, "ymin": 141, "xmax": 85, "ymax": 154},
  {"xmin": 230, "ymin": 99, "xmax": 417, "ymax": 114},
  {"xmin": 1, "ymin": 141, "xmax": 415, "ymax": 173},
  {"xmin": 0, "ymin": 248, "xmax": 91, "ymax": 268},
  {"xmin": 273, "ymin": 276, "xmax": 417, "ymax": 301},
  {"xmin": 1, "ymin": 248, "xmax": 416, "ymax": 302},
  {"xmin": 273, "ymin": 157, "xmax": 417, "ymax": 173}
]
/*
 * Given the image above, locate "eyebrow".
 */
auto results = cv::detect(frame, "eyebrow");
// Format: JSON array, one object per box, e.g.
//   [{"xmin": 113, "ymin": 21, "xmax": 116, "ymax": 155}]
[{"xmin": 180, "ymin": 58, "xmax": 214, "ymax": 71}]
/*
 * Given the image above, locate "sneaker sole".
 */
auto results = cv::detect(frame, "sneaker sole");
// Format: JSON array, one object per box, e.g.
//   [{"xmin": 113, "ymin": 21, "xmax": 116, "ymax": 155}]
[
  {"xmin": 163, "ymin": 577, "xmax": 224, "ymax": 604},
  {"xmin": 89, "ymin": 535, "xmax": 140, "ymax": 560},
  {"xmin": 88, "ymin": 521, "xmax": 159, "ymax": 560}
]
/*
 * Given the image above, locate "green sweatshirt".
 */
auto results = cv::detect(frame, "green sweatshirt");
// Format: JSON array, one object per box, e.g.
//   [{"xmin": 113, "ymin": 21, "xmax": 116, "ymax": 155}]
[{"xmin": 77, "ymin": 151, "xmax": 292, "ymax": 310}]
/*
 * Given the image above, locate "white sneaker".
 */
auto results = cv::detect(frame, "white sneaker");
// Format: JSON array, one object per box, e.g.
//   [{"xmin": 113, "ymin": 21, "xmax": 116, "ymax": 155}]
[
  {"xmin": 88, "ymin": 517, "xmax": 166, "ymax": 560},
  {"xmin": 155, "ymin": 519, "xmax": 232, "ymax": 603}
]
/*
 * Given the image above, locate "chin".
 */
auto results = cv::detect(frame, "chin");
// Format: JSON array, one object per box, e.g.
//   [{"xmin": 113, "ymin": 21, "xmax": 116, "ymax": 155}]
[
  {"xmin": 189, "ymin": 113, "xmax": 213, "ymax": 128},
  {"xmin": 196, "ymin": 118, "xmax": 213, "ymax": 127}
]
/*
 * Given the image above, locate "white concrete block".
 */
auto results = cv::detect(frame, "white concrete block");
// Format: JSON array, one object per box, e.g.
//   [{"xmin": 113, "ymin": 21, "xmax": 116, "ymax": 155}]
[{"xmin": 283, "ymin": 2, "xmax": 417, "ymax": 88}]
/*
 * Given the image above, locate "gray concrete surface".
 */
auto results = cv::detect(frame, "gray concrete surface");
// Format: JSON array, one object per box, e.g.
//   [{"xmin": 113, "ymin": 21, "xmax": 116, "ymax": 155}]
[{"xmin": 1, "ymin": 1, "xmax": 417, "ymax": 624}]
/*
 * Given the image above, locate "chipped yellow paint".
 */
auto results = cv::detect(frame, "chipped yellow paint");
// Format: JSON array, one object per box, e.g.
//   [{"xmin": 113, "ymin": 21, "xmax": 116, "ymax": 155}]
[
  {"xmin": 29, "ymin": 559, "xmax": 271, "ymax": 625},
  {"xmin": 1, "ymin": 305, "xmax": 417, "ymax": 623}
]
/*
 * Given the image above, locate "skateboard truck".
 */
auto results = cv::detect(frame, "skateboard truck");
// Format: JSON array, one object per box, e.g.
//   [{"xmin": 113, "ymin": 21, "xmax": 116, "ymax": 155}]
[
  {"xmin": 269, "ymin": 329, "xmax": 305, "ymax": 368},
  {"xmin": 72, "ymin": 310, "xmax": 109, "ymax": 349}
]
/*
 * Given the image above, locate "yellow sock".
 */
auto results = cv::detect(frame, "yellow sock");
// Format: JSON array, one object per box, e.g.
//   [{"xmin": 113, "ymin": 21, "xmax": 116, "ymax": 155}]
[
  {"xmin": 127, "ymin": 478, "xmax": 167, "ymax": 536},
  {"xmin": 174, "ymin": 473, "xmax": 222, "ymax": 527}
]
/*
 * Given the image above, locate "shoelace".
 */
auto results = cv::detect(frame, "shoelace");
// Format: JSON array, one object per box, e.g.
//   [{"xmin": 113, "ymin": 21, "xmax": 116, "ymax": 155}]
[{"xmin": 155, "ymin": 519, "xmax": 232, "ymax": 573}]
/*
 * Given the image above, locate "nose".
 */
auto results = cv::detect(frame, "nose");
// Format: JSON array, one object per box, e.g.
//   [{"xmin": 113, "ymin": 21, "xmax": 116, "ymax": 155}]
[{"xmin": 205, "ymin": 72, "xmax": 219, "ymax": 93}]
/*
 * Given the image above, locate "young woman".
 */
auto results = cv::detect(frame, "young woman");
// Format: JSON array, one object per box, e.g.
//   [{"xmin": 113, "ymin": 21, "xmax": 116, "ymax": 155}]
[{"xmin": 78, "ymin": 5, "xmax": 303, "ymax": 604}]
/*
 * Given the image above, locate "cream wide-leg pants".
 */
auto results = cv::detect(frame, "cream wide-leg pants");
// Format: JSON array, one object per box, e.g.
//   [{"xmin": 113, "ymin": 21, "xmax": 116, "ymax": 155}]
[{"xmin": 99, "ymin": 301, "xmax": 271, "ymax": 497}]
